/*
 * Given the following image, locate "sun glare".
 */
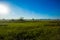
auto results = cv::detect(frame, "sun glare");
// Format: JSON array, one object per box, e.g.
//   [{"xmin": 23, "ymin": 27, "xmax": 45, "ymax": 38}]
[{"xmin": 0, "ymin": 3, "xmax": 10, "ymax": 15}]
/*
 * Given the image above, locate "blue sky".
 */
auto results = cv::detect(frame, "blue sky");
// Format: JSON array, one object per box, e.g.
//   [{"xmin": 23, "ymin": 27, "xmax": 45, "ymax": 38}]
[{"xmin": 0, "ymin": 0, "xmax": 60, "ymax": 19}]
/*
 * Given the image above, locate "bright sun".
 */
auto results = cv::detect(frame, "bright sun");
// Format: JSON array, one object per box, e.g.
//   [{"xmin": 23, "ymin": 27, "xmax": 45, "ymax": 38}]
[{"xmin": 0, "ymin": 3, "xmax": 10, "ymax": 15}]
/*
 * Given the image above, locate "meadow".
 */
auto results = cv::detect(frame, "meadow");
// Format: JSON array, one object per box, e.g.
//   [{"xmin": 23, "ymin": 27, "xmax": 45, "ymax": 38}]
[{"xmin": 0, "ymin": 19, "xmax": 60, "ymax": 40}]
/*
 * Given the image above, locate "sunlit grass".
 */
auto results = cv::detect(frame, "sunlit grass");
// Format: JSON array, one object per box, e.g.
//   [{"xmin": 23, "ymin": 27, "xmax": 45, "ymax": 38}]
[{"xmin": 0, "ymin": 20, "xmax": 60, "ymax": 40}]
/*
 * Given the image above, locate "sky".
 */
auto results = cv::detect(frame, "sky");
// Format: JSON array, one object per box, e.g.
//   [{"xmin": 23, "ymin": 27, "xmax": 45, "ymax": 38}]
[{"xmin": 0, "ymin": 0, "xmax": 60, "ymax": 19}]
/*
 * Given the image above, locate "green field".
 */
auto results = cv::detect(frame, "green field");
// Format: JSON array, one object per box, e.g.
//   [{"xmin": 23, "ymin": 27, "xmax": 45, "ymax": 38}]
[{"xmin": 0, "ymin": 20, "xmax": 60, "ymax": 40}]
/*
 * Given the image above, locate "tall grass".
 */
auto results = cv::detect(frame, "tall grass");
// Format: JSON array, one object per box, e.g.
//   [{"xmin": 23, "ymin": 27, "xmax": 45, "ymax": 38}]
[{"xmin": 0, "ymin": 20, "xmax": 60, "ymax": 40}]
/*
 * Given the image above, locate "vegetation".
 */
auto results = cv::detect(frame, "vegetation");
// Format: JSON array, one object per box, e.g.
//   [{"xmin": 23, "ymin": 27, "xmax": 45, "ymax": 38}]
[{"xmin": 0, "ymin": 19, "xmax": 60, "ymax": 40}]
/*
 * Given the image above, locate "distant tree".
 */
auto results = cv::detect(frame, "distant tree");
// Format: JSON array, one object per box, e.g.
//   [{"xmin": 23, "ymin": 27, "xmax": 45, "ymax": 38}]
[
  {"xmin": 19, "ymin": 17, "xmax": 24, "ymax": 21},
  {"xmin": 2, "ymin": 19, "xmax": 5, "ymax": 21},
  {"xmin": 32, "ymin": 18, "xmax": 35, "ymax": 21},
  {"xmin": 11, "ymin": 19, "xmax": 15, "ymax": 21}
]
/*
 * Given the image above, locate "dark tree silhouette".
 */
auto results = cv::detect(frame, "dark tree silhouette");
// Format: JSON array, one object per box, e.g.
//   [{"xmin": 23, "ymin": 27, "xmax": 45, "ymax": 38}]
[
  {"xmin": 19, "ymin": 17, "xmax": 24, "ymax": 21},
  {"xmin": 32, "ymin": 18, "xmax": 35, "ymax": 21}
]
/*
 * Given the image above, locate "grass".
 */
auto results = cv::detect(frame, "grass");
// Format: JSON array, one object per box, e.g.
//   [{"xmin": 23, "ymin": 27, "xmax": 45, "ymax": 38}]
[{"xmin": 0, "ymin": 20, "xmax": 60, "ymax": 40}]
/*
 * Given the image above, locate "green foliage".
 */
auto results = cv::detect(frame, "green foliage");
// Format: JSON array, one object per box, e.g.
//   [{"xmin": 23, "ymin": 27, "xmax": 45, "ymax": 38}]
[{"xmin": 0, "ymin": 20, "xmax": 60, "ymax": 40}]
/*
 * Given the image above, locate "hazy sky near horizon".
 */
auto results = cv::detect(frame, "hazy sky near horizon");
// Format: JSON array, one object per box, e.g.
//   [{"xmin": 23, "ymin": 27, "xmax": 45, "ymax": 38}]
[{"xmin": 0, "ymin": 0, "xmax": 60, "ymax": 19}]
